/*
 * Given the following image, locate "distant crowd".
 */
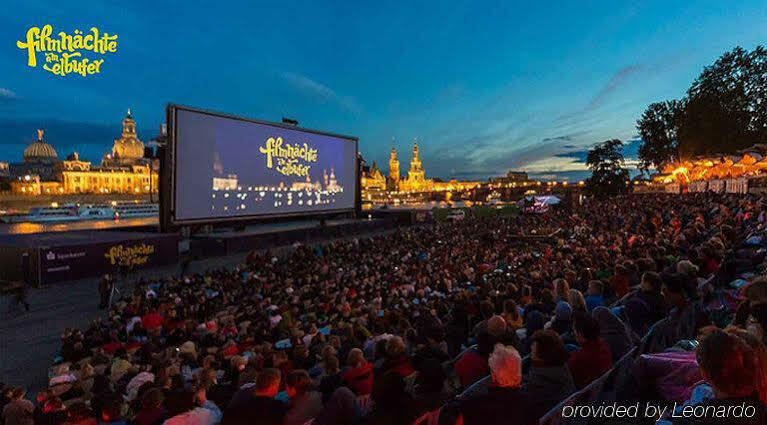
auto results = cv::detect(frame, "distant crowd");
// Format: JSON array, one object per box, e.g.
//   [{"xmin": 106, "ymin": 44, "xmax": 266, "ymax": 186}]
[{"xmin": 3, "ymin": 192, "xmax": 767, "ymax": 425}]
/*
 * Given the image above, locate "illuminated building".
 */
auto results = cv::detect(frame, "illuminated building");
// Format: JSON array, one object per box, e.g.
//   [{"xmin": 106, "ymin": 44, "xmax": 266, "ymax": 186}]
[
  {"xmin": 361, "ymin": 161, "xmax": 386, "ymax": 191},
  {"xmin": 103, "ymin": 109, "xmax": 146, "ymax": 166},
  {"xmin": 10, "ymin": 175, "xmax": 64, "ymax": 195},
  {"xmin": 290, "ymin": 174, "xmax": 322, "ymax": 191},
  {"xmin": 361, "ymin": 140, "xmax": 482, "ymax": 201},
  {"xmin": 432, "ymin": 179, "xmax": 481, "ymax": 191},
  {"xmin": 0, "ymin": 161, "xmax": 8, "ymax": 177},
  {"xmin": 493, "ymin": 171, "xmax": 529, "ymax": 183},
  {"xmin": 326, "ymin": 168, "xmax": 342, "ymax": 192},
  {"xmin": 388, "ymin": 146, "xmax": 400, "ymax": 183},
  {"xmin": 9, "ymin": 110, "xmax": 159, "ymax": 195},
  {"xmin": 10, "ymin": 129, "xmax": 60, "ymax": 180},
  {"xmin": 213, "ymin": 174, "xmax": 238, "ymax": 191},
  {"xmin": 287, "ymin": 169, "xmax": 343, "ymax": 193},
  {"xmin": 58, "ymin": 164, "xmax": 156, "ymax": 194},
  {"xmin": 398, "ymin": 140, "xmax": 434, "ymax": 192}
]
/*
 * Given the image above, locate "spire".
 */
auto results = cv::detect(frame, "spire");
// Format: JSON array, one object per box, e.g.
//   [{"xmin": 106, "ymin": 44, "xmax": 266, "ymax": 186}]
[
  {"xmin": 126, "ymin": 108, "xmax": 132, "ymax": 118},
  {"xmin": 37, "ymin": 129, "xmax": 44, "ymax": 141}
]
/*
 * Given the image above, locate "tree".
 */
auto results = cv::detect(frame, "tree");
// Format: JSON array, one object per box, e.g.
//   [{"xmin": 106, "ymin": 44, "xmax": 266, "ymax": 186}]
[
  {"xmin": 677, "ymin": 45, "xmax": 767, "ymax": 156},
  {"xmin": 637, "ymin": 46, "xmax": 767, "ymax": 161},
  {"xmin": 585, "ymin": 139, "xmax": 629, "ymax": 197},
  {"xmin": 636, "ymin": 100, "xmax": 683, "ymax": 171}
]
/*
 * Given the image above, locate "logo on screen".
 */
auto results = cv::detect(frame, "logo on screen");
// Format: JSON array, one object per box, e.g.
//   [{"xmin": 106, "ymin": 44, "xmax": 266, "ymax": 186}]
[
  {"xmin": 16, "ymin": 25, "xmax": 118, "ymax": 77},
  {"xmin": 258, "ymin": 136, "xmax": 318, "ymax": 177}
]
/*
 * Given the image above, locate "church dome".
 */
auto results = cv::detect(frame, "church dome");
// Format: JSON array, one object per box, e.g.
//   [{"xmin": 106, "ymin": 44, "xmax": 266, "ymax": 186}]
[
  {"xmin": 23, "ymin": 129, "xmax": 58, "ymax": 162},
  {"xmin": 111, "ymin": 109, "xmax": 145, "ymax": 161}
]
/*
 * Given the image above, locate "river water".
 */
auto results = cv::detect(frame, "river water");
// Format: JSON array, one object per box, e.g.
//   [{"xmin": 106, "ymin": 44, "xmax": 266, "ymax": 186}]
[{"xmin": 0, "ymin": 216, "xmax": 158, "ymax": 234}]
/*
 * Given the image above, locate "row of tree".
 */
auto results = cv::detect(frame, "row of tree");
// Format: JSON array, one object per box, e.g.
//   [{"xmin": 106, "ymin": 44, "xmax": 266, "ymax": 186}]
[
  {"xmin": 637, "ymin": 45, "xmax": 767, "ymax": 170},
  {"xmin": 585, "ymin": 45, "xmax": 767, "ymax": 197}
]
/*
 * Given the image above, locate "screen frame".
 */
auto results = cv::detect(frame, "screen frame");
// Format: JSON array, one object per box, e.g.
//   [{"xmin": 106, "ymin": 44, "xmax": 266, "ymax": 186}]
[{"xmin": 163, "ymin": 104, "xmax": 359, "ymax": 228}]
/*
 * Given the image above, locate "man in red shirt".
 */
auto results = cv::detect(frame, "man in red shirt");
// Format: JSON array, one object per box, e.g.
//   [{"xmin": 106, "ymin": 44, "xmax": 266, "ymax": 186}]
[{"xmin": 568, "ymin": 311, "xmax": 613, "ymax": 388}]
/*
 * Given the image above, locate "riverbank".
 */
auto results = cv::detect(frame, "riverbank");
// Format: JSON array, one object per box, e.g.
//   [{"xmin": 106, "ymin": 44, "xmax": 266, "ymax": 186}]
[{"xmin": 0, "ymin": 192, "xmax": 154, "ymax": 213}]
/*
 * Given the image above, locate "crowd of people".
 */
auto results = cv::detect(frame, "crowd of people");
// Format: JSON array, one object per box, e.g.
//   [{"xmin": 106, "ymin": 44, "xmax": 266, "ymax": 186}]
[{"xmin": 3, "ymin": 192, "xmax": 767, "ymax": 425}]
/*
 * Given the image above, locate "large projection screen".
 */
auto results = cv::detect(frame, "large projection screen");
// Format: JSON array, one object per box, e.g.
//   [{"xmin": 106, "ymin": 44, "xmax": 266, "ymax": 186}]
[{"xmin": 168, "ymin": 105, "xmax": 358, "ymax": 225}]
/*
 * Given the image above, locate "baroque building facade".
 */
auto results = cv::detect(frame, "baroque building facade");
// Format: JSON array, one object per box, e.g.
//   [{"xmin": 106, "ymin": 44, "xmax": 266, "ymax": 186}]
[
  {"xmin": 10, "ymin": 111, "xmax": 158, "ymax": 195},
  {"xmin": 396, "ymin": 140, "xmax": 434, "ymax": 192},
  {"xmin": 361, "ymin": 139, "xmax": 482, "ymax": 197}
]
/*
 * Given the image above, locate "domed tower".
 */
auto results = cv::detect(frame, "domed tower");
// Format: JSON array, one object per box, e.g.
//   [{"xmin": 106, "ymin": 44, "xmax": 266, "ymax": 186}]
[
  {"xmin": 388, "ymin": 145, "xmax": 400, "ymax": 182},
  {"xmin": 407, "ymin": 139, "xmax": 424, "ymax": 182},
  {"xmin": 111, "ymin": 109, "xmax": 145, "ymax": 164},
  {"xmin": 23, "ymin": 129, "xmax": 58, "ymax": 163}
]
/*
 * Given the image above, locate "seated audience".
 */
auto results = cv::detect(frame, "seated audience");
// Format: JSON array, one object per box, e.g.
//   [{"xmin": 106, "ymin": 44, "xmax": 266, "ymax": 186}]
[
  {"xmin": 283, "ymin": 370, "xmax": 323, "ymax": 425},
  {"xmin": 341, "ymin": 349, "xmax": 374, "ymax": 396},
  {"xmin": 221, "ymin": 368, "xmax": 285, "ymax": 425},
  {"xmin": 524, "ymin": 330, "xmax": 575, "ymax": 416},
  {"xmin": 585, "ymin": 280, "xmax": 605, "ymax": 312},
  {"xmin": 642, "ymin": 273, "xmax": 710, "ymax": 353},
  {"xmin": 454, "ymin": 344, "xmax": 537, "ymax": 425},
  {"xmin": 592, "ymin": 307, "xmax": 633, "ymax": 360},
  {"xmin": 663, "ymin": 330, "xmax": 767, "ymax": 424},
  {"xmin": 24, "ymin": 193, "xmax": 767, "ymax": 425},
  {"xmin": 3, "ymin": 388, "xmax": 34, "ymax": 425},
  {"xmin": 568, "ymin": 311, "xmax": 613, "ymax": 388},
  {"xmin": 624, "ymin": 271, "xmax": 667, "ymax": 336}
]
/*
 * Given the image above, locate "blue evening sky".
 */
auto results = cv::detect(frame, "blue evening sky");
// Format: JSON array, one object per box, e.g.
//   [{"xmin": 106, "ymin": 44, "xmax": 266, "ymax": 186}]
[{"xmin": 1, "ymin": 1, "xmax": 766, "ymax": 180}]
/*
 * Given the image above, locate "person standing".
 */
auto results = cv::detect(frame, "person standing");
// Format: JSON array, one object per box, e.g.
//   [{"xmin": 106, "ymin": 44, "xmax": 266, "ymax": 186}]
[
  {"xmin": 11, "ymin": 281, "xmax": 30, "ymax": 312},
  {"xmin": 99, "ymin": 274, "xmax": 113, "ymax": 310}
]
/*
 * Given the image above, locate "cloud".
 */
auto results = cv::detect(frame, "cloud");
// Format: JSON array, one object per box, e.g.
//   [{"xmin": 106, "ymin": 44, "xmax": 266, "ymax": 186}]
[
  {"xmin": 553, "ymin": 64, "xmax": 645, "ymax": 126},
  {"xmin": 527, "ymin": 170, "xmax": 591, "ymax": 181},
  {"xmin": 554, "ymin": 149, "xmax": 589, "ymax": 162},
  {"xmin": 541, "ymin": 136, "xmax": 574, "ymax": 144},
  {"xmin": 584, "ymin": 64, "xmax": 644, "ymax": 112},
  {"xmin": 0, "ymin": 88, "xmax": 17, "ymax": 99},
  {"xmin": 281, "ymin": 72, "xmax": 361, "ymax": 115},
  {"xmin": 421, "ymin": 134, "xmax": 580, "ymax": 181}
]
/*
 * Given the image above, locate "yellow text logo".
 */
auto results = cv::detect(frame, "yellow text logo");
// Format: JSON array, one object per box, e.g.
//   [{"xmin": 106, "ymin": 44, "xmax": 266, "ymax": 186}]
[
  {"xmin": 16, "ymin": 25, "xmax": 118, "ymax": 77},
  {"xmin": 258, "ymin": 136, "xmax": 319, "ymax": 177},
  {"xmin": 104, "ymin": 243, "xmax": 155, "ymax": 267}
]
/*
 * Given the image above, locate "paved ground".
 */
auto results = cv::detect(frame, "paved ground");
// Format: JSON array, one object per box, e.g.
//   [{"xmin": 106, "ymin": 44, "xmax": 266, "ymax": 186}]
[{"xmin": 0, "ymin": 253, "xmax": 247, "ymax": 392}]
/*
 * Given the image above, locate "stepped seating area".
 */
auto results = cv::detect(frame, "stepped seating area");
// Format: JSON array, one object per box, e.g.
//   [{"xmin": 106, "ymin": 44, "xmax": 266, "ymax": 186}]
[{"xmin": 3, "ymin": 193, "xmax": 767, "ymax": 425}]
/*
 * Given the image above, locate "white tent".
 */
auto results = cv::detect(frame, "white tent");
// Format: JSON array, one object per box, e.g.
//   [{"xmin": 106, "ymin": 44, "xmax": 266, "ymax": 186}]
[{"xmin": 517, "ymin": 195, "xmax": 561, "ymax": 212}]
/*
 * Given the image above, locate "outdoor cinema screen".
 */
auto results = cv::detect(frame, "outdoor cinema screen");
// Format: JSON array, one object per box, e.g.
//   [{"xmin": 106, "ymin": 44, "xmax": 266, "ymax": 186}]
[{"xmin": 170, "ymin": 106, "xmax": 358, "ymax": 223}]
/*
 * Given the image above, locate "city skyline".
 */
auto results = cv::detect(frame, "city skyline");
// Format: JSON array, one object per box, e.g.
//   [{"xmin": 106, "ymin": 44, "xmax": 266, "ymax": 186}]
[{"xmin": 2, "ymin": 1, "xmax": 767, "ymax": 180}]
